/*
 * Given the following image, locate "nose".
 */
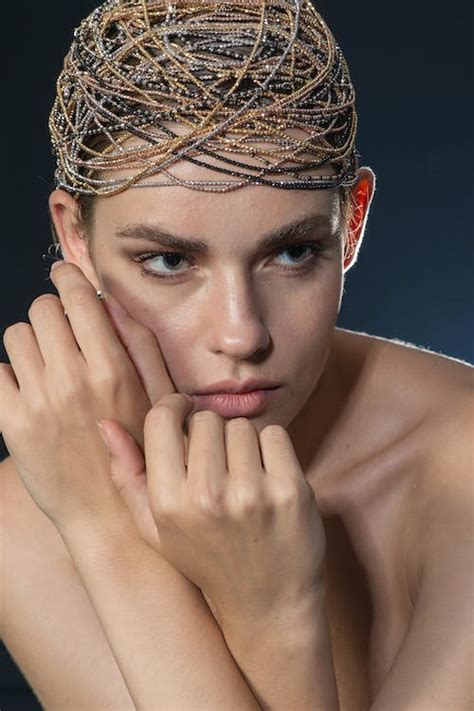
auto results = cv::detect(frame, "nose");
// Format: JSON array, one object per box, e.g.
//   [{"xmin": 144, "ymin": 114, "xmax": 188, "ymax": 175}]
[{"xmin": 207, "ymin": 270, "xmax": 270, "ymax": 360}]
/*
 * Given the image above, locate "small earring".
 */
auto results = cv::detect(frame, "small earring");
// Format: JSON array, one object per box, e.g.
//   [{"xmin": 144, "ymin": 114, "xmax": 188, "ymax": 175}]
[{"xmin": 96, "ymin": 290, "xmax": 104, "ymax": 300}]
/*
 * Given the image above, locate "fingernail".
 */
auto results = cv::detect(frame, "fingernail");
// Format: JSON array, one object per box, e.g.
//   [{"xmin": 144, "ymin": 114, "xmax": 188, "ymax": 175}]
[
  {"xmin": 51, "ymin": 260, "xmax": 64, "ymax": 272},
  {"xmin": 96, "ymin": 421, "xmax": 110, "ymax": 449}
]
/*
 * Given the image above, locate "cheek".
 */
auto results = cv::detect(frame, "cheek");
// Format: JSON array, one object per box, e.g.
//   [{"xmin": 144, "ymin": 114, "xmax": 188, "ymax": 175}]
[
  {"xmin": 273, "ymin": 265, "xmax": 342, "ymax": 332},
  {"xmin": 271, "ymin": 272, "xmax": 342, "ymax": 366},
  {"xmin": 100, "ymin": 274, "xmax": 192, "ymax": 358},
  {"xmin": 126, "ymin": 300, "xmax": 197, "ymax": 377}
]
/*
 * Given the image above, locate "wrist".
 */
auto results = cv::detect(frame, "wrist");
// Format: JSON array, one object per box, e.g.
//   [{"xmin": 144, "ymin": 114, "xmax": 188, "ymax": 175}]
[
  {"xmin": 220, "ymin": 586, "xmax": 328, "ymax": 649},
  {"xmin": 58, "ymin": 508, "xmax": 197, "ymax": 593},
  {"xmin": 59, "ymin": 506, "xmax": 147, "ymax": 560},
  {"xmin": 219, "ymin": 589, "xmax": 339, "ymax": 710}
]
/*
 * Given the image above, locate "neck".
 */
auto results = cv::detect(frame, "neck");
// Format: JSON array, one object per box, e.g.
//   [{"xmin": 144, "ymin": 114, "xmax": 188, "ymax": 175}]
[
  {"xmin": 287, "ymin": 329, "xmax": 368, "ymax": 513},
  {"xmin": 287, "ymin": 341, "xmax": 342, "ymax": 475}
]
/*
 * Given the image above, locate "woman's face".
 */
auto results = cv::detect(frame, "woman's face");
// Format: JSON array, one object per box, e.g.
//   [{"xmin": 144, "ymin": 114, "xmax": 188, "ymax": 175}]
[{"xmin": 85, "ymin": 171, "xmax": 346, "ymax": 433}]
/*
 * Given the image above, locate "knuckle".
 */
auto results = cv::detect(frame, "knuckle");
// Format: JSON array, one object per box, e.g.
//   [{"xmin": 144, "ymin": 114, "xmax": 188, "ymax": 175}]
[
  {"xmin": 229, "ymin": 483, "xmax": 260, "ymax": 514},
  {"xmin": 151, "ymin": 495, "xmax": 179, "ymax": 522},
  {"xmin": 272, "ymin": 481, "xmax": 304, "ymax": 508},
  {"xmin": 156, "ymin": 392, "xmax": 177, "ymax": 403},
  {"xmin": 156, "ymin": 392, "xmax": 186, "ymax": 408},
  {"xmin": 26, "ymin": 394, "xmax": 53, "ymax": 421},
  {"xmin": 145, "ymin": 404, "xmax": 173, "ymax": 428},
  {"xmin": 55, "ymin": 372, "xmax": 88, "ymax": 403},
  {"xmin": 91, "ymin": 365, "xmax": 121, "ymax": 389},
  {"xmin": 191, "ymin": 488, "xmax": 225, "ymax": 518}
]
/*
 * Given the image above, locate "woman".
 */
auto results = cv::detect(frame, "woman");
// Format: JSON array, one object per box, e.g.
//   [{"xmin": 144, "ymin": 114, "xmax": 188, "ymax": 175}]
[{"xmin": 1, "ymin": 1, "xmax": 472, "ymax": 709}]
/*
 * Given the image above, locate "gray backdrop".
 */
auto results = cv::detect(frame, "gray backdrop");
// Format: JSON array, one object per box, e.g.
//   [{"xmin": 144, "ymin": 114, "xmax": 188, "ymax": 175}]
[{"xmin": 1, "ymin": 1, "xmax": 472, "ymax": 707}]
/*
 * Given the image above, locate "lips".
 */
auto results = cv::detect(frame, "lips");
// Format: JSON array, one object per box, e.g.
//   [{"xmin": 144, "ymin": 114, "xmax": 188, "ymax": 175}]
[
  {"xmin": 191, "ymin": 387, "xmax": 280, "ymax": 418},
  {"xmin": 193, "ymin": 378, "xmax": 281, "ymax": 395}
]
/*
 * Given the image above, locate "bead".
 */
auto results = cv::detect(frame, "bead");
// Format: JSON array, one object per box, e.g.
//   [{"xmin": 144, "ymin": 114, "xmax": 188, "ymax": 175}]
[{"xmin": 49, "ymin": 0, "xmax": 359, "ymax": 196}]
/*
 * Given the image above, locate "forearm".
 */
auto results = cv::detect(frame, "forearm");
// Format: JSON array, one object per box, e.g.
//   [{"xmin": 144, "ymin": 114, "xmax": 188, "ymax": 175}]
[
  {"xmin": 219, "ymin": 591, "xmax": 340, "ymax": 711},
  {"xmin": 61, "ymin": 514, "xmax": 261, "ymax": 711}
]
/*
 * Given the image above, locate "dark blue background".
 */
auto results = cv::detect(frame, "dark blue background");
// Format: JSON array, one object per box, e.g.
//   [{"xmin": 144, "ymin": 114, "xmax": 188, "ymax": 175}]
[{"xmin": 1, "ymin": 1, "xmax": 472, "ymax": 707}]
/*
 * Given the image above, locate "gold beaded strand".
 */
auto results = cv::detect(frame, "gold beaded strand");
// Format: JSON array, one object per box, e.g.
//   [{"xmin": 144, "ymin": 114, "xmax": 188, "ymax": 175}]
[{"xmin": 49, "ymin": 0, "xmax": 359, "ymax": 196}]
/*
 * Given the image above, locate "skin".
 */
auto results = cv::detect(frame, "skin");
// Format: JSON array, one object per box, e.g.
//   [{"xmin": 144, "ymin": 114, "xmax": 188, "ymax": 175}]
[
  {"xmin": 48, "ymin": 163, "xmax": 373, "ymax": 631},
  {"xmin": 1, "ymin": 159, "xmax": 472, "ymax": 709},
  {"xmin": 0, "ymin": 162, "xmax": 374, "ymax": 709},
  {"xmin": 48, "ymin": 164, "xmax": 375, "ymax": 469}
]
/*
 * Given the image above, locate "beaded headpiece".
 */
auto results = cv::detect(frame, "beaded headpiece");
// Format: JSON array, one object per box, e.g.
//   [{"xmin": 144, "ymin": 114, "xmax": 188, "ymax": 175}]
[{"xmin": 49, "ymin": 0, "xmax": 359, "ymax": 195}]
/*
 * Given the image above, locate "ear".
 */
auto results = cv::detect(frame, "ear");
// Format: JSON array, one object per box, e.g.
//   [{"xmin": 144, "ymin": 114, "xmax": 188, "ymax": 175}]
[
  {"xmin": 343, "ymin": 167, "xmax": 376, "ymax": 272},
  {"xmin": 48, "ymin": 189, "xmax": 100, "ymax": 290}
]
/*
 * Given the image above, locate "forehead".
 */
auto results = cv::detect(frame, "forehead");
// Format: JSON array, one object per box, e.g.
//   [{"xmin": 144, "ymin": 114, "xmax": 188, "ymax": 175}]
[
  {"xmin": 94, "ymin": 177, "xmax": 341, "ymax": 250},
  {"xmin": 94, "ymin": 132, "xmax": 342, "ymax": 247}
]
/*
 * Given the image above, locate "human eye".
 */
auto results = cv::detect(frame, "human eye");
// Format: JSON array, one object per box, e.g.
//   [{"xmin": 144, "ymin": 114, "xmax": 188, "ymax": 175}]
[
  {"xmin": 130, "ymin": 239, "xmax": 329, "ymax": 282},
  {"xmin": 131, "ymin": 250, "xmax": 194, "ymax": 280},
  {"xmin": 271, "ymin": 240, "xmax": 328, "ymax": 273}
]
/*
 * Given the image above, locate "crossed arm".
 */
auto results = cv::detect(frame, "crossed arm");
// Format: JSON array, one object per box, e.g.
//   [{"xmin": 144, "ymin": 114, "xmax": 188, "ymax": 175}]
[
  {"xmin": 63, "ymin": 415, "xmax": 473, "ymax": 711},
  {"xmin": 62, "ymin": 510, "xmax": 473, "ymax": 711},
  {"xmin": 62, "ymin": 512, "xmax": 337, "ymax": 711},
  {"xmin": 62, "ymin": 428, "xmax": 473, "ymax": 711},
  {"xmin": 2, "ymin": 262, "xmax": 471, "ymax": 709}
]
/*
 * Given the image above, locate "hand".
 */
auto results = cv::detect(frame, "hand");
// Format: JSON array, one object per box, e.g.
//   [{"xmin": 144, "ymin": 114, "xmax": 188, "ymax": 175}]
[
  {"xmin": 0, "ymin": 261, "xmax": 178, "ymax": 533},
  {"xmin": 98, "ymin": 393, "xmax": 327, "ymax": 632}
]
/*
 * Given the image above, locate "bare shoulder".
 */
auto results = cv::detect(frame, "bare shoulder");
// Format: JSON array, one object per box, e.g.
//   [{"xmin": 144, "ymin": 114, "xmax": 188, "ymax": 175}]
[
  {"xmin": 331, "ymin": 330, "xmax": 472, "ymax": 706},
  {"xmin": 332, "ymin": 327, "xmax": 472, "ymax": 469},
  {"xmin": 335, "ymin": 327, "xmax": 473, "ymax": 399},
  {"xmin": 336, "ymin": 326, "xmax": 473, "ymax": 474},
  {"xmin": 336, "ymin": 328, "xmax": 473, "ymax": 580},
  {"xmin": 340, "ymin": 333, "xmax": 473, "ymax": 708},
  {"xmin": 0, "ymin": 453, "xmax": 134, "ymax": 709}
]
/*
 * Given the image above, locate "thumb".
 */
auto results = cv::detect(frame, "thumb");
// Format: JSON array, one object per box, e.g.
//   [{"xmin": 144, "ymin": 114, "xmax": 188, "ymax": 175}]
[{"xmin": 97, "ymin": 419, "xmax": 154, "ymax": 538}]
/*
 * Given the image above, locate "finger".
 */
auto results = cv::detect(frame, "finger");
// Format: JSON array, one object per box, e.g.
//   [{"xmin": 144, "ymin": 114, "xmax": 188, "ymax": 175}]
[
  {"xmin": 50, "ymin": 262, "xmax": 129, "ymax": 367},
  {"xmin": 259, "ymin": 424, "xmax": 302, "ymax": 481},
  {"xmin": 98, "ymin": 418, "xmax": 156, "ymax": 538},
  {"xmin": 0, "ymin": 363, "xmax": 20, "ymax": 434},
  {"xmin": 28, "ymin": 294, "xmax": 83, "ymax": 366},
  {"xmin": 2, "ymin": 323, "xmax": 45, "ymax": 397},
  {"xmin": 144, "ymin": 394, "xmax": 194, "ymax": 510},
  {"xmin": 225, "ymin": 417, "xmax": 264, "ymax": 480},
  {"xmin": 101, "ymin": 292, "xmax": 173, "ymax": 405},
  {"xmin": 186, "ymin": 410, "xmax": 227, "ymax": 497}
]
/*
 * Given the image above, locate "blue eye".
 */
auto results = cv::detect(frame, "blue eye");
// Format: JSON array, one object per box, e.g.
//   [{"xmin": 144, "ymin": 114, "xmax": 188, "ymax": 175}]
[
  {"xmin": 276, "ymin": 244, "xmax": 316, "ymax": 268},
  {"xmin": 144, "ymin": 252, "xmax": 188, "ymax": 275},
  {"xmin": 132, "ymin": 241, "xmax": 325, "ymax": 280}
]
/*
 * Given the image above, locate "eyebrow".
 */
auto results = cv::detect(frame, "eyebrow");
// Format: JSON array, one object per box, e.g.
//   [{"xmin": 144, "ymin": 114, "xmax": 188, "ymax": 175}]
[{"xmin": 114, "ymin": 212, "xmax": 335, "ymax": 255}]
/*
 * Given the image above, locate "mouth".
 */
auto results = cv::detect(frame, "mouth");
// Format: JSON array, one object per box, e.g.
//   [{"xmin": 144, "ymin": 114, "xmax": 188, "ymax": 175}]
[{"xmin": 191, "ymin": 387, "xmax": 280, "ymax": 418}]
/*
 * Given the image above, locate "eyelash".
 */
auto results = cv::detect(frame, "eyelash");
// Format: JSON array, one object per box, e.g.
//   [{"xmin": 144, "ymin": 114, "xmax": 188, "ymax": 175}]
[{"xmin": 131, "ymin": 240, "xmax": 328, "ymax": 281}]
